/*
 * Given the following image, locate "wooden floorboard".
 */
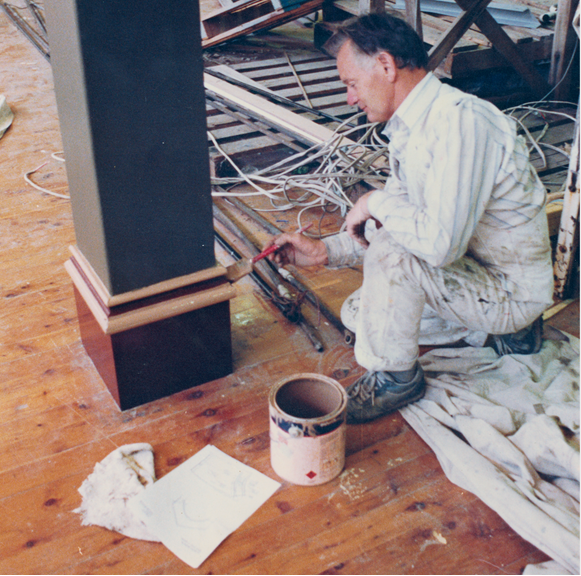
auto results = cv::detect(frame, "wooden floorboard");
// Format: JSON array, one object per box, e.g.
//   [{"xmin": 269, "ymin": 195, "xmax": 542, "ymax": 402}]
[{"xmin": 0, "ymin": 10, "xmax": 577, "ymax": 575}]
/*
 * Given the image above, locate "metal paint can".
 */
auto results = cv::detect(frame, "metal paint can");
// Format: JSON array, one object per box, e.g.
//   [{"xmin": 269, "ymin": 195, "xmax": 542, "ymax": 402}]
[{"xmin": 269, "ymin": 373, "xmax": 348, "ymax": 486}]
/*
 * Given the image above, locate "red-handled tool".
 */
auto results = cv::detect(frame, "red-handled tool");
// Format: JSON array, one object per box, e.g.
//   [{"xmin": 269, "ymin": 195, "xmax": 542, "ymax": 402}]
[
  {"xmin": 250, "ymin": 222, "xmax": 313, "ymax": 264},
  {"xmin": 226, "ymin": 222, "xmax": 313, "ymax": 282}
]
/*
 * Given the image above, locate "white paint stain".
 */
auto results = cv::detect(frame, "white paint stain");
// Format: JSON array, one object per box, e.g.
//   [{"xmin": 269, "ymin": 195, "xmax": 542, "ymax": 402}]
[
  {"xmin": 338, "ymin": 468, "xmax": 366, "ymax": 501},
  {"xmin": 419, "ymin": 530, "xmax": 448, "ymax": 552},
  {"xmin": 433, "ymin": 531, "xmax": 447, "ymax": 544}
]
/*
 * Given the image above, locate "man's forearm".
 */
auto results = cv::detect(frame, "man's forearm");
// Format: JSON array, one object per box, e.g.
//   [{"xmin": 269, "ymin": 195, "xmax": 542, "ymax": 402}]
[{"xmin": 322, "ymin": 231, "xmax": 367, "ymax": 268}]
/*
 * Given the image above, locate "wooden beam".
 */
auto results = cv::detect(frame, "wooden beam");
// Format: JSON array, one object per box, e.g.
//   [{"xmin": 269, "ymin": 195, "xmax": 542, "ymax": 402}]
[
  {"xmin": 426, "ymin": 0, "xmax": 552, "ymax": 96},
  {"xmin": 205, "ymin": 72, "xmax": 344, "ymax": 147},
  {"xmin": 428, "ymin": 0, "xmax": 494, "ymax": 71},
  {"xmin": 443, "ymin": 35, "xmax": 553, "ymax": 77},
  {"xmin": 358, "ymin": 0, "xmax": 385, "ymax": 14},
  {"xmin": 549, "ymin": 0, "xmax": 579, "ymax": 99},
  {"xmin": 405, "ymin": 0, "xmax": 423, "ymax": 41},
  {"xmin": 201, "ymin": 0, "xmax": 325, "ymax": 48},
  {"xmin": 464, "ymin": 1, "xmax": 552, "ymax": 97},
  {"xmin": 554, "ymin": 103, "xmax": 580, "ymax": 299}
]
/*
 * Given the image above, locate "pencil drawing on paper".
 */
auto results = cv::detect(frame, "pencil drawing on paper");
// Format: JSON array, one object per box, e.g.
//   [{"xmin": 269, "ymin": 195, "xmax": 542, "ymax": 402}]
[{"xmin": 191, "ymin": 450, "xmax": 261, "ymax": 500}]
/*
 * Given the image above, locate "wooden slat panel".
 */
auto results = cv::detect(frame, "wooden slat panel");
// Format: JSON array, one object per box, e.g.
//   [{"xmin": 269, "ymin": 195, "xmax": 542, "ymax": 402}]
[{"xmin": 232, "ymin": 53, "xmax": 325, "ymax": 70}]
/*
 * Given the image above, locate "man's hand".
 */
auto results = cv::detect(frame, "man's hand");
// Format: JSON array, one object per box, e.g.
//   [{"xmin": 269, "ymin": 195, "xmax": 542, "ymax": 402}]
[
  {"xmin": 265, "ymin": 232, "xmax": 328, "ymax": 268},
  {"xmin": 345, "ymin": 192, "xmax": 374, "ymax": 247}
]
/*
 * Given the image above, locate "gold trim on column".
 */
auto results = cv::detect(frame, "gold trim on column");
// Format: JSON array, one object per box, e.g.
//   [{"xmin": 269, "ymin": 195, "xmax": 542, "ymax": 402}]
[
  {"xmin": 69, "ymin": 245, "xmax": 229, "ymax": 307},
  {"xmin": 65, "ymin": 249, "xmax": 237, "ymax": 335}
]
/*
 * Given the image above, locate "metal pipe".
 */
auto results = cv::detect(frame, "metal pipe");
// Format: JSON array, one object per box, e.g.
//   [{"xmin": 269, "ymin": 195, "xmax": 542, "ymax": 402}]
[
  {"xmin": 1, "ymin": 1, "xmax": 49, "ymax": 60},
  {"xmin": 25, "ymin": 0, "xmax": 47, "ymax": 34},
  {"xmin": 220, "ymin": 197, "xmax": 354, "ymax": 343}
]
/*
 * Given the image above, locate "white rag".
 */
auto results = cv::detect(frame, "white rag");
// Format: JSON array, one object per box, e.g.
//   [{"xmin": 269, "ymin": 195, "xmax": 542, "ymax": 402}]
[{"xmin": 74, "ymin": 443, "xmax": 161, "ymax": 542}]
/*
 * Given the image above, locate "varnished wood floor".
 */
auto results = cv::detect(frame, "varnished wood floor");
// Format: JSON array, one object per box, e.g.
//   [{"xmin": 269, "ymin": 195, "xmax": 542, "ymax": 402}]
[{"xmin": 1, "ymin": 12, "xmax": 579, "ymax": 575}]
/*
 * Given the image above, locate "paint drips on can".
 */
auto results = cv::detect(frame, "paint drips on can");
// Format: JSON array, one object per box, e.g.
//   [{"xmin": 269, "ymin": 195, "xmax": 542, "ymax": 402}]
[{"xmin": 269, "ymin": 373, "xmax": 348, "ymax": 486}]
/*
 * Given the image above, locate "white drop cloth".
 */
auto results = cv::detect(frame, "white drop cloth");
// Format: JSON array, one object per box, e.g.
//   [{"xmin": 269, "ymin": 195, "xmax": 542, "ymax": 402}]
[{"xmin": 400, "ymin": 330, "xmax": 580, "ymax": 574}]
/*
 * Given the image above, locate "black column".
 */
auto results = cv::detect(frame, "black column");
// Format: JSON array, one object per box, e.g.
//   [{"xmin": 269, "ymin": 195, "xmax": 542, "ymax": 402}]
[
  {"xmin": 45, "ymin": 0, "xmax": 214, "ymax": 295},
  {"xmin": 45, "ymin": 0, "xmax": 235, "ymax": 410}
]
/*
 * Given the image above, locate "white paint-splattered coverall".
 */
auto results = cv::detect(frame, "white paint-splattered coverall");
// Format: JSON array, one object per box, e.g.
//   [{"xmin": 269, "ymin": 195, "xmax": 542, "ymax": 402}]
[{"xmin": 323, "ymin": 73, "xmax": 554, "ymax": 373}]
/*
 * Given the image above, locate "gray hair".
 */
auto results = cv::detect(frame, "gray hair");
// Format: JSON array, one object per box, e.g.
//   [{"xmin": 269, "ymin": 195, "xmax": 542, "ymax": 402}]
[{"xmin": 323, "ymin": 13, "xmax": 428, "ymax": 70}]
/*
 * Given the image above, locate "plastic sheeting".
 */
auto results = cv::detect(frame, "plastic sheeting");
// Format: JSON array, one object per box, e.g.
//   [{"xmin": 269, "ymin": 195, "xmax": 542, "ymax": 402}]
[{"xmin": 400, "ymin": 330, "xmax": 580, "ymax": 574}]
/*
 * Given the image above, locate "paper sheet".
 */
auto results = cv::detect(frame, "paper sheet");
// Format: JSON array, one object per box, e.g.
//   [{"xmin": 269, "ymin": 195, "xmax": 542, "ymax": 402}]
[{"xmin": 128, "ymin": 445, "xmax": 280, "ymax": 568}]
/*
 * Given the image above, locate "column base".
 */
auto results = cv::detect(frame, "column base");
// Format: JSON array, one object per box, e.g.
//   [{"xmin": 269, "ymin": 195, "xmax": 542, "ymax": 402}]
[{"xmin": 66, "ymin": 247, "xmax": 237, "ymax": 410}]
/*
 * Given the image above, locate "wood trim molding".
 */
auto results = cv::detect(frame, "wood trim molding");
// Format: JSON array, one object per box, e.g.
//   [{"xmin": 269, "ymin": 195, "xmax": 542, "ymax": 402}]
[
  {"xmin": 65, "ymin": 252, "xmax": 237, "ymax": 335},
  {"xmin": 69, "ymin": 245, "xmax": 229, "ymax": 307}
]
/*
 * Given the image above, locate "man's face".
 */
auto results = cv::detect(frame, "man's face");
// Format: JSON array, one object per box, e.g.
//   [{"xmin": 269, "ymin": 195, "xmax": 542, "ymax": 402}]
[{"xmin": 336, "ymin": 41, "xmax": 395, "ymax": 123}]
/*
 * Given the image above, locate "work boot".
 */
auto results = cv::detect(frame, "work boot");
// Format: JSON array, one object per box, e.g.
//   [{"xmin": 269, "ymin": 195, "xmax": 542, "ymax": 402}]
[
  {"xmin": 490, "ymin": 316, "xmax": 544, "ymax": 357},
  {"xmin": 346, "ymin": 364, "xmax": 426, "ymax": 424}
]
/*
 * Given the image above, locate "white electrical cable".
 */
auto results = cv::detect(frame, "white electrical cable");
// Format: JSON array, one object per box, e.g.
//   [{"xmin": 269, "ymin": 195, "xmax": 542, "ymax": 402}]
[
  {"xmin": 210, "ymin": 92, "xmax": 578, "ymax": 235},
  {"xmin": 210, "ymin": 112, "xmax": 392, "ymax": 224},
  {"xmin": 24, "ymin": 155, "xmax": 70, "ymax": 199},
  {"xmin": 504, "ymin": 101, "xmax": 577, "ymax": 169}
]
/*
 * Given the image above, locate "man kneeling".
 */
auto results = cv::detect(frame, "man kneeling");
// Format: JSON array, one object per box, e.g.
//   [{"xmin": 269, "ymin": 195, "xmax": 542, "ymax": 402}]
[{"xmin": 267, "ymin": 13, "xmax": 553, "ymax": 424}]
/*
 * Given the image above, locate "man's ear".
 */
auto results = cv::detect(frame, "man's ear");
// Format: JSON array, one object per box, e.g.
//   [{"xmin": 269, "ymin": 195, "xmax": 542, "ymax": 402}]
[{"xmin": 376, "ymin": 52, "xmax": 397, "ymax": 82}]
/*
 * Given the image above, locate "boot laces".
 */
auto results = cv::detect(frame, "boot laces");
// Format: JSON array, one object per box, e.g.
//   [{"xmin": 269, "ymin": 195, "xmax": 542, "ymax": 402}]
[{"xmin": 348, "ymin": 373, "xmax": 378, "ymax": 405}]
